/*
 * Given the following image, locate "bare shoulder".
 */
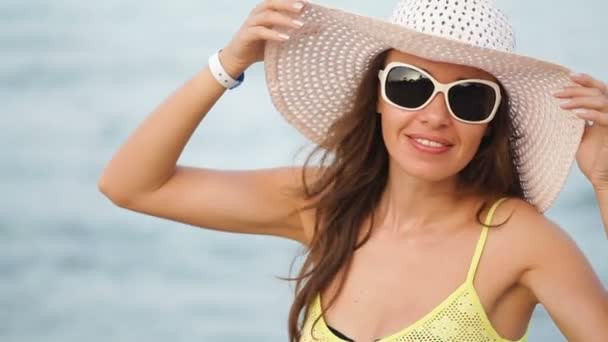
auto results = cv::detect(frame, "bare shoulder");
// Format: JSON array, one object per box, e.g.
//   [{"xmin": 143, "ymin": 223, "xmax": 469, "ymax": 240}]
[
  {"xmin": 488, "ymin": 197, "xmax": 582, "ymax": 266},
  {"xmin": 488, "ymin": 197, "xmax": 575, "ymax": 246},
  {"xmin": 492, "ymin": 197, "xmax": 605, "ymax": 301}
]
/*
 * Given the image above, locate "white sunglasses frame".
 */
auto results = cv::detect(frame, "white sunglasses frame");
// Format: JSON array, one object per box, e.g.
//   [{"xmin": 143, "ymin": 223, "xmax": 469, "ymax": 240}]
[{"xmin": 377, "ymin": 62, "xmax": 502, "ymax": 125}]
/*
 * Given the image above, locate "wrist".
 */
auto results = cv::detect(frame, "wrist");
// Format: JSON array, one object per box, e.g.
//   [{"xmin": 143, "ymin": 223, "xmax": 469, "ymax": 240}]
[
  {"xmin": 208, "ymin": 50, "xmax": 246, "ymax": 90},
  {"xmin": 594, "ymin": 186, "xmax": 608, "ymax": 202},
  {"xmin": 218, "ymin": 49, "xmax": 250, "ymax": 80},
  {"xmin": 592, "ymin": 182, "xmax": 608, "ymax": 194}
]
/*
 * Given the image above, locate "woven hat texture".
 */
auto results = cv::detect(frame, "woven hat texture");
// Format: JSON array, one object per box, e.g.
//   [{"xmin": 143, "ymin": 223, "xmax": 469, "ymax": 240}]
[{"xmin": 264, "ymin": 0, "xmax": 585, "ymax": 212}]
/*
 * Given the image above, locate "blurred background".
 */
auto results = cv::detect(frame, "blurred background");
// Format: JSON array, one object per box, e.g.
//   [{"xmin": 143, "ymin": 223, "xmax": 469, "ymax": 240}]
[{"xmin": 1, "ymin": 0, "xmax": 606, "ymax": 341}]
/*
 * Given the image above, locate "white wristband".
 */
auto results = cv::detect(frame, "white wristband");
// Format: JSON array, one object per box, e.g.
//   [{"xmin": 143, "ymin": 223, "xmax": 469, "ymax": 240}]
[{"xmin": 208, "ymin": 51, "xmax": 244, "ymax": 90}]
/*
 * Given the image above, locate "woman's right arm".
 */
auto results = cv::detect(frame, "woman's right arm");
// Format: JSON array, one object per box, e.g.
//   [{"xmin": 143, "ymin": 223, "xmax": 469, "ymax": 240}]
[{"xmin": 97, "ymin": 0, "xmax": 314, "ymax": 245}]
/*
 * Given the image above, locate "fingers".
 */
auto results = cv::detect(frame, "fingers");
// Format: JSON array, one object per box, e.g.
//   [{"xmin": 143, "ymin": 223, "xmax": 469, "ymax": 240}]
[
  {"xmin": 245, "ymin": 26, "xmax": 290, "ymax": 42},
  {"xmin": 569, "ymin": 72, "xmax": 608, "ymax": 94},
  {"xmin": 221, "ymin": 0, "xmax": 307, "ymax": 67},
  {"xmin": 248, "ymin": 9, "xmax": 305, "ymax": 31},
  {"xmin": 559, "ymin": 95, "xmax": 608, "ymax": 112},
  {"xmin": 553, "ymin": 73, "xmax": 608, "ymax": 118},
  {"xmin": 252, "ymin": 0, "xmax": 307, "ymax": 15},
  {"xmin": 246, "ymin": 0, "xmax": 306, "ymax": 42},
  {"xmin": 573, "ymin": 109, "xmax": 608, "ymax": 126},
  {"xmin": 553, "ymin": 86, "xmax": 605, "ymax": 98}
]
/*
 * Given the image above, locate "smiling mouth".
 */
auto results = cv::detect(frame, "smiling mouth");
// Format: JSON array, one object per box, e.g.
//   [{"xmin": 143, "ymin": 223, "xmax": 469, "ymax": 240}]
[
  {"xmin": 411, "ymin": 137, "xmax": 449, "ymax": 148},
  {"xmin": 406, "ymin": 134, "xmax": 454, "ymax": 146},
  {"xmin": 406, "ymin": 135, "xmax": 454, "ymax": 154}
]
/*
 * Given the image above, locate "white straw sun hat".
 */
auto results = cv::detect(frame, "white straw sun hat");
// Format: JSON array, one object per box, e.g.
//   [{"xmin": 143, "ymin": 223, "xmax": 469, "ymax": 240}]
[{"xmin": 263, "ymin": 0, "xmax": 585, "ymax": 212}]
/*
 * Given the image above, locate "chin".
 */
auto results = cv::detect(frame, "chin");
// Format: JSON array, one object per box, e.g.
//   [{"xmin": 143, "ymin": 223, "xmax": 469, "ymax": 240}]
[
  {"xmin": 395, "ymin": 136, "xmax": 478, "ymax": 180},
  {"xmin": 391, "ymin": 156, "xmax": 460, "ymax": 183}
]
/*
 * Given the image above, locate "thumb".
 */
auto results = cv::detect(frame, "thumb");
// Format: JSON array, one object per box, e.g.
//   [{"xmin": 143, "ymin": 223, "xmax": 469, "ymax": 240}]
[{"xmin": 580, "ymin": 120, "xmax": 595, "ymax": 142}]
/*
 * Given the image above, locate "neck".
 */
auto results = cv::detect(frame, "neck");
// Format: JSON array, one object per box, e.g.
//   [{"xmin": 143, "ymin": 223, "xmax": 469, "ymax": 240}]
[{"xmin": 373, "ymin": 164, "xmax": 479, "ymax": 236}]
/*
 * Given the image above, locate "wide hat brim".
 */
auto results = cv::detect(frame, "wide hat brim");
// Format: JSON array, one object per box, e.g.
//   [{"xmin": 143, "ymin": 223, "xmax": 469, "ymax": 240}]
[{"xmin": 263, "ymin": 2, "xmax": 584, "ymax": 212}]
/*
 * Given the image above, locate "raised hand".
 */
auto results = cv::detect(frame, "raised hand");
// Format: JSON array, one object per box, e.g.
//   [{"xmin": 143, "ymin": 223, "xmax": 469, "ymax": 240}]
[
  {"xmin": 554, "ymin": 73, "xmax": 608, "ymax": 189},
  {"xmin": 219, "ymin": 0, "xmax": 306, "ymax": 76}
]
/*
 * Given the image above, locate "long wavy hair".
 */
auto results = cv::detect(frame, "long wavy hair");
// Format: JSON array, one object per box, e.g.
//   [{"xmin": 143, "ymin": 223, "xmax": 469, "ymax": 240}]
[{"xmin": 283, "ymin": 49, "xmax": 524, "ymax": 341}]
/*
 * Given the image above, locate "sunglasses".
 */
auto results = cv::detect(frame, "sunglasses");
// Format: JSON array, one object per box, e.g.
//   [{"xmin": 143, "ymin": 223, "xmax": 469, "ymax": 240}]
[{"xmin": 377, "ymin": 62, "xmax": 502, "ymax": 124}]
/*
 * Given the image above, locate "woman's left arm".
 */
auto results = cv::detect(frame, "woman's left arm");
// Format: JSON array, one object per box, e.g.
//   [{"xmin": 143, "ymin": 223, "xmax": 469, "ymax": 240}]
[
  {"xmin": 513, "ymin": 204, "xmax": 608, "ymax": 341},
  {"xmin": 553, "ymin": 73, "xmax": 608, "ymax": 238},
  {"xmin": 593, "ymin": 190, "xmax": 608, "ymax": 237}
]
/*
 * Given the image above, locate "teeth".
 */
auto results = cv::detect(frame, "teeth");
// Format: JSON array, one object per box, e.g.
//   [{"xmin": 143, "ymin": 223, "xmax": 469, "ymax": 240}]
[{"xmin": 413, "ymin": 138, "xmax": 447, "ymax": 148}]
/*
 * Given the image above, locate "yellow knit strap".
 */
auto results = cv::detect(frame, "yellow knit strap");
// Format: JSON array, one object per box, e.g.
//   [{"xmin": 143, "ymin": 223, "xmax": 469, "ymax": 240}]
[{"xmin": 466, "ymin": 197, "xmax": 509, "ymax": 282}]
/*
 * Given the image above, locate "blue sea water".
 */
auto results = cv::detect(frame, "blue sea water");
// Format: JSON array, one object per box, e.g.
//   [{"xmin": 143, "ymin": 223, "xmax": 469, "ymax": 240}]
[{"xmin": 1, "ymin": 0, "xmax": 606, "ymax": 341}]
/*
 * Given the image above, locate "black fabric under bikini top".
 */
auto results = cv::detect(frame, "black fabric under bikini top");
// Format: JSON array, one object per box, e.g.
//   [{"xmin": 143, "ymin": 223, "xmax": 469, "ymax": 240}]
[{"xmin": 327, "ymin": 324, "xmax": 381, "ymax": 342}]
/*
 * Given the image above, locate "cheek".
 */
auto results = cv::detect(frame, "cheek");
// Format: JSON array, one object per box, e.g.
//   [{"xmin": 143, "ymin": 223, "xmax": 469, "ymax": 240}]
[
  {"xmin": 377, "ymin": 97, "xmax": 416, "ymax": 132},
  {"xmin": 376, "ymin": 96, "xmax": 391, "ymax": 117},
  {"xmin": 454, "ymin": 125, "xmax": 487, "ymax": 165},
  {"xmin": 378, "ymin": 106, "xmax": 413, "ymax": 148}
]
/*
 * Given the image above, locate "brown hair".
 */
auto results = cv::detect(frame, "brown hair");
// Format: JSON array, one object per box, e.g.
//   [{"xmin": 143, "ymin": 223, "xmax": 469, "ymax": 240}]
[{"xmin": 283, "ymin": 49, "xmax": 524, "ymax": 341}]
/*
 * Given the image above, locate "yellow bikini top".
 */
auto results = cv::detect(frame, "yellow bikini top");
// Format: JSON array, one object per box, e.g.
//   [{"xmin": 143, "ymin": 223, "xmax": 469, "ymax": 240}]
[{"xmin": 300, "ymin": 198, "xmax": 530, "ymax": 342}]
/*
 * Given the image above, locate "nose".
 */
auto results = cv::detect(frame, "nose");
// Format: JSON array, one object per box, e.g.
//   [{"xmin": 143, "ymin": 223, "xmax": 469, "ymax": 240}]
[{"xmin": 416, "ymin": 91, "xmax": 452, "ymax": 128}]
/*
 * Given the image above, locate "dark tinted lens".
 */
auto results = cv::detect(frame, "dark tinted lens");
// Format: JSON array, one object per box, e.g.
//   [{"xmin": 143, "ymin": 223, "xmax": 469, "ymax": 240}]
[
  {"xmin": 385, "ymin": 66, "xmax": 434, "ymax": 108},
  {"xmin": 448, "ymin": 82, "xmax": 497, "ymax": 122}
]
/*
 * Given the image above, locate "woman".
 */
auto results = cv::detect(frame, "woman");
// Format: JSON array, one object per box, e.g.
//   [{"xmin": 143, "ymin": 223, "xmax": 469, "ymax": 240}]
[{"xmin": 98, "ymin": 0, "xmax": 608, "ymax": 341}]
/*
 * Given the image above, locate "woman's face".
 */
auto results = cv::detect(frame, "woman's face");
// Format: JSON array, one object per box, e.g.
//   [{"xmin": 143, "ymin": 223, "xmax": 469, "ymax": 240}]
[{"xmin": 377, "ymin": 49, "xmax": 498, "ymax": 182}]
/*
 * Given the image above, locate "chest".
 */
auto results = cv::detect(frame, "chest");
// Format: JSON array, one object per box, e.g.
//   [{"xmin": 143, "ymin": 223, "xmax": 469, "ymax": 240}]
[{"xmin": 319, "ymin": 230, "xmax": 531, "ymax": 341}]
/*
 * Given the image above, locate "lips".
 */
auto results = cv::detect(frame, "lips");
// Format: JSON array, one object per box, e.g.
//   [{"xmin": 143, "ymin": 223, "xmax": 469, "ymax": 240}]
[
  {"xmin": 404, "ymin": 133, "xmax": 455, "ymax": 155},
  {"xmin": 406, "ymin": 134, "xmax": 455, "ymax": 146}
]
